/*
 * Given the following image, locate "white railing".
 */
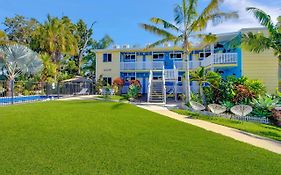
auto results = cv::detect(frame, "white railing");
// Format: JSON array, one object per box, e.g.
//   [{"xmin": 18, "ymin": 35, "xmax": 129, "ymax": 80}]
[
  {"xmin": 147, "ymin": 70, "xmax": 153, "ymax": 102},
  {"xmin": 174, "ymin": 61, "xmax": 202, "ymax": 70},
  {"xmin": 121, "ymin": 53, "xmax": 238, "ymax": 71},
  {"xmin": 213, "ymin": 53, "xmax": 238, "ymax": 64},
  {"xmin": 121, "ymin": 61, "xmax": 164, "ymax": 70},
  {"xmin": 162, "ymin": 66, "xmax": 166, "ymax": 104}
]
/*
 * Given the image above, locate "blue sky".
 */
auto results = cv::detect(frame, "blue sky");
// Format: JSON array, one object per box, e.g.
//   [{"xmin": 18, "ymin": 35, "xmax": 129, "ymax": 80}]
[{"xmin": 0, "ymin": 0, "xmax": 280, "ymax": 46}]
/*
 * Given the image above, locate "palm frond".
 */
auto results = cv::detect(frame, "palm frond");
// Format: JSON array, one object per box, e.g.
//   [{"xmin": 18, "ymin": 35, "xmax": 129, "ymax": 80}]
[
  {"xmin": 186, "ymin": 0, "xmax": 198, "ymax": 25},
  {"xmin": 174, "ymin": 4, "xmax": 184, "ymax": 25},
  {"xmin": 150, "ymin": 17, "xmax": 180, "ymax": 32},
  {"xmin": 242, "ymin": 32, "xmax": 271, "ymax": 53},
  {"xmin": 140, "ymin": 23, "xmax": 177, "ymax": 39},
  {"xmin": 190, "ymin": 0, "xmax": 222, "ymax": 31},
  {"xmin": 246, "ymin": 7, "xmax": 274, "ymax": 32},
  {"xmin": 209, "ymin": 12, "xmax": 238, "ymax": 26}
]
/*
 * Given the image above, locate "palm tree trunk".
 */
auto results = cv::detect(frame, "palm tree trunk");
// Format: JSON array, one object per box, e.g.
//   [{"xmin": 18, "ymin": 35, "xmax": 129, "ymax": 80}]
[
  {"xmin": 183, "ymin": 45, "xmax": 191, "ymax": 104},
  {"xmin": 199, "ymin": 82, "xmax": 206, "ymax": 106}
]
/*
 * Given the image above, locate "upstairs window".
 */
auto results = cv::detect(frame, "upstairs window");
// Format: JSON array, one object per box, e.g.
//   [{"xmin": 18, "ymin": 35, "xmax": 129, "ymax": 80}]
[
  {"xmin": 170, "ymin": 53, "xmax": 182, "ymax": 59},
  {"xmin": 103, "ymin": 53, "xmax": 112, "ymax": 62},
  {"xmin": 199, "ymin": 52, "xmax": 211, "ymax": 59},
  {"xmin": 124, "ymin": 54, "xmax": 136, "ymax": 61},
  {"xmin": 153, "ymin": 53, "xmax": 164, "ymax": 60}
]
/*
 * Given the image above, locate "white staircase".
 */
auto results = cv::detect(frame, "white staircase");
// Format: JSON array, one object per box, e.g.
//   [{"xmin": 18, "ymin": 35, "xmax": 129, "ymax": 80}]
[{"xmin": 147, "ymin": 66, "xmax": 178, "ymax": 104}]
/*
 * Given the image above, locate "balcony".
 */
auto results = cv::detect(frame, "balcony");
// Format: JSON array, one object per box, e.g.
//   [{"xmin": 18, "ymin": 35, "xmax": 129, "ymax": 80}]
[
  {"xmin": 120, "ymin": 61, "xmax": 164, "ymax": 71},
  {"xmin": 120, "ymin": 53, "xmax": 238, "ymax": 71}
]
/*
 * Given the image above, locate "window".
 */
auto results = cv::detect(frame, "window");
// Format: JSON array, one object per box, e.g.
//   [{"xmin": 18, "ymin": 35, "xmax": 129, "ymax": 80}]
[
  {"xmin": 199, "ymin": 52, "xmax": 211, "ymax": 59},
  {"xmin": 103, "ymin": 53, "xmax": 112, "ymax": 62},
  {"xmin": 124, "ymin": 54, "xmax": 136, "ymax": 61},
  {"xmin": 170, "ymin": 53, "xmax": 182, "ymax": 59},
  {"xmin": 103, "ymin": 77, "xmax": 112, "ymax": 85},
  {"xmin": 153, "ymin": 53, "xmax": 164, "ymax": 60},
  {"xmin": 178, "ymin": 76, "xmax": 182, "ymax": 82}
]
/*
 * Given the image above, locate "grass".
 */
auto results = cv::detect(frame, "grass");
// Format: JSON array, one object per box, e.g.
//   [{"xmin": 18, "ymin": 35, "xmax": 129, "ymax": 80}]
[
  {"xmin": 0, "ymin": 101, "xmax": 280, "ymax": 174},
  {"xmin": 172, "ymin": 109, "xmax": 281, "ymax": 141},
  {"xmin": 97, "ymin": 95, "xmax": 128, "ymax": 101}
]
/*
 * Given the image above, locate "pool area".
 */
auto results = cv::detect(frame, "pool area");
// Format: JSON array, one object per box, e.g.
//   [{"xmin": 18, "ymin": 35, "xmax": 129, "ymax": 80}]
[{"xmin": 0, "ymin": 95, "xmax": 59, "ymax": 105}]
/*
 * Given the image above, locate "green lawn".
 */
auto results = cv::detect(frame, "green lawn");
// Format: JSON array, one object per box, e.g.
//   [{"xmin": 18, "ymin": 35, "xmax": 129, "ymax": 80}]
[
  {"xmin": 172, "ymin": 109, "xmax": 281, "ymax": 141},
  {"xmin": 0, "ymin": 101, "xmax": 281, "ymax": 174},
  {"xmin": 97, "ymin": 95, "xmax": 128, "ymax": 101}
]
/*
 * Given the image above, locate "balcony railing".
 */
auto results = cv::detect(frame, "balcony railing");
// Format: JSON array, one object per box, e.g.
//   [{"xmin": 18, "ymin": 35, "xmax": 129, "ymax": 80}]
[
  {"xmin": 120, "ymin": 53, "xmax": 238, "ymax": 71},
  {"xmin": 120, "ymin": 61, "xmax": 164, "ymax": 70}
]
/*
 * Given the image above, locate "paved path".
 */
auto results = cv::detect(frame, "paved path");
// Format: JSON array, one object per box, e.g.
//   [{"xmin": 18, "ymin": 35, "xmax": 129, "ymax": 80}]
[{"xmin": 137, "ymin": 104, "xmax": 281, "ymax": 155}]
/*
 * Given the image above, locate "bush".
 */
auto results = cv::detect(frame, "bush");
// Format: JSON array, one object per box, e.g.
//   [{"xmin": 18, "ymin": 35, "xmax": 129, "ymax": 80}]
[
  {"xmin": 128, "ymin": 84, "xmax": 141, "ymax": 100},
  {"xmin": 113, "ymin": 77, "xmax": 125, "ymax": 95},
  {"xmin": 205, "ymin": 76, "xmax": 266, "ymax": 105},
  {"xmin": 251, "ymin": 95, "xmax": 279, "ymax": 118}
]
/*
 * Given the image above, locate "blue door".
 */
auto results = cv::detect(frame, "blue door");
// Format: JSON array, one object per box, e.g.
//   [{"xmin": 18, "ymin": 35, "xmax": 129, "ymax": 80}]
[{"xmin": 164, "ymin": 53, "xmax": 173, "ymax": 69}]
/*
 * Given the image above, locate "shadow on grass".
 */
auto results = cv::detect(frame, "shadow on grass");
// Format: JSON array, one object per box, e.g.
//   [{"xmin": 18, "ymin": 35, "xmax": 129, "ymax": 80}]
[{"xmin": 111, "ymin": 103, "xmax": 127, "ymax": 110}]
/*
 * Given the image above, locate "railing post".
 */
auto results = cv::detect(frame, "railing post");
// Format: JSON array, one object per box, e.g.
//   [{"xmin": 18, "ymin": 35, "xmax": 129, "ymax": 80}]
[
  {"xmin": 57, "ymin": 82, "xmax": 60, "ymax": 99},
  {"xmin": 11, "ymin": 79, "xmax": 14, "ymax": 105}
]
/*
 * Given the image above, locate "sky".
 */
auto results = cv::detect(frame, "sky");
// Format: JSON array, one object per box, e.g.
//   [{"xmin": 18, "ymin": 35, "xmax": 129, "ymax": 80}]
[{"xmin": 0, "ymin": 0, "xmax": 280, "ymax": 46}]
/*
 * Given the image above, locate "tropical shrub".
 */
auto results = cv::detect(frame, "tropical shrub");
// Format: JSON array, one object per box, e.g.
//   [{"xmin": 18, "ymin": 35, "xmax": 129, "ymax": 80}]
[
  {"xmin": 129, "ymin": 79, "xmax": 141, "ymax": 88},
  {"xmin": 113, "ymin": 77, "xmax": 125, "ymax": 95},
  {"xmin": 251, "ymin": 95, "xmax": 279, "ymax": 118},
  {"xmin": 205, "ymin": 76, "xmax": 266, "ymax": 105},
  {"xmin": 128, "ymin": 84, "xmax": 141, "ymax": 100}
]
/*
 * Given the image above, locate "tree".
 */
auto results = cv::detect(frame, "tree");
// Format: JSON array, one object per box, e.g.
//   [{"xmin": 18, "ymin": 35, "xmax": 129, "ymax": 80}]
[
  {"xmin": 242, "ymin": 7, "xmax": 281, "ymax": 60},
  {"xmin": 4, "ymin": 15, "xmax": 39, "ymax": 45},
  {"xmin": 0, "ymin": 44, "xmax": 42, "ymax": 96},
  {"xmin": 83, "ymin": 35, "xmax": 114, "ymax": 79},
  {"xmin": 140, "ymin": 0, "xmax": 238, "ymax": 103},
  {"xmin": 32, "ymin": 15, "xmax": 78, "ymax": 81},
  {"xmin": 190, "ymin": 67, "xmax": 221, "ymax": 105},
  {"xmin": 75, "ymin": 19, "xmax": 95, "ymax": 75},
  {"xmin": 32, "ymin": 15, "xmax": 78, "ymax": 64}
]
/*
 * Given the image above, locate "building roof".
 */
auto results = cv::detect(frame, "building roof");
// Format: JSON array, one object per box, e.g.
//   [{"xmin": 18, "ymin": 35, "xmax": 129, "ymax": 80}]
[{"xmin": 95, "ymin": 27, "xmax": 268, "ymax": 53}]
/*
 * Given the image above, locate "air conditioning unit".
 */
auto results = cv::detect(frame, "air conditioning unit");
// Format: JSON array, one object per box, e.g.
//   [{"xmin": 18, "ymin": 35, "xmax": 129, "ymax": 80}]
[
  {"xmin": 122, "ymin": 44, "xmax": 130, "ymax": 49},
  {"xmin": 113, "ymin": 45, "xmax": 120, "ymax": 49}
]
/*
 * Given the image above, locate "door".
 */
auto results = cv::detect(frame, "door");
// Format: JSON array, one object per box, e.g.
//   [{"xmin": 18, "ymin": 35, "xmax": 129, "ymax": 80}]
[{"xmin": 164, "ymin": 53, "xmax": 173, "ymax": 69}]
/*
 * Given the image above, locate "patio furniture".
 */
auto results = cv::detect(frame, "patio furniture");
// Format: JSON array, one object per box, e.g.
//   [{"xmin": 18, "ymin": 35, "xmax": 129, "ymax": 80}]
[
  {"xmin": 190, "ymin": 101, "xmax": 205, "ymax": 111},
  {"xmin": 75, "ymin": 88, "xmax": 89, "ymax": 95},
  {"xmin": 208, "ymin": 104, "xmax": 227, "ymax": 114},
  {"xmin": 230, "ymin": 105, "xmax": 252, "ymax": 117}
]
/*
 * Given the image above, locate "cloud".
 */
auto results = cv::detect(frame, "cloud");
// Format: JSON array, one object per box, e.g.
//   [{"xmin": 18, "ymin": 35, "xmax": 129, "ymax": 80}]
[{"xmin": 205, "ymin": 0, "xmax": 281, "ymax": 34}]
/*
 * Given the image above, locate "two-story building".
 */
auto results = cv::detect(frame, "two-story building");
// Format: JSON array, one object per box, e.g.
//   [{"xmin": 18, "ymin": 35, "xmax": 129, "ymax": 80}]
[{"xmin": 95, "ymin": 27, "xmax": 279, "ymax": 103}]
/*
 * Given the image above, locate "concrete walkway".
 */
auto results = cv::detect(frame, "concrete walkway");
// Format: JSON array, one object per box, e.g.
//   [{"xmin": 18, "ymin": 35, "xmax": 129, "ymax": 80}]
[{"xmin": 137, "ymin": 104, "xmax": 281, "ymax": 155}]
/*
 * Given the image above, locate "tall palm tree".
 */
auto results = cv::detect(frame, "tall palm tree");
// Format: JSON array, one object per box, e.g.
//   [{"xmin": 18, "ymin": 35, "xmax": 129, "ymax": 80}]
[
  {"xmin": 243, "ymin": 7, "xmax": 281, "ymax": 59},
  {"xmin": 140, "ymin": 0, "xmax": 238, "ymax": 103},
  {"xmin": 190, "ymin": 66, "xmax": 221, "ymax": 105},
  {"xmin": 32, "ymin": 15, "xmax": 78, "ymax": 64}
]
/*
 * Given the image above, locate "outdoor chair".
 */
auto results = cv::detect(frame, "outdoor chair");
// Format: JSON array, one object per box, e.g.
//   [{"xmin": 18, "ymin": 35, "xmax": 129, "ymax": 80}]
[
  {"xmin": 75, "ymin": 88, "xmax": 89, "ymax": 95},
  {"xmin": 190, "ymin": 101, "xmax": 205, "ymax": 111},
  {"xmin": 230, "ymin": 105, "xmax": 252, "ymax": 117},
  {"xmin": 208, "ymin": 104, "xmax": 227, "ymax": 114}
]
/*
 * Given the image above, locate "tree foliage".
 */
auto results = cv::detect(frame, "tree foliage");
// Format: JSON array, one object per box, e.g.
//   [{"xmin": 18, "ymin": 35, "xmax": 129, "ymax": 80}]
[
  {"xmin": 140, "ymin": 0, "xmax": 238, "ymax": 102},
  {"xmin": 242, "ymin": 7, "xmax": 281, "ymax": 58}
]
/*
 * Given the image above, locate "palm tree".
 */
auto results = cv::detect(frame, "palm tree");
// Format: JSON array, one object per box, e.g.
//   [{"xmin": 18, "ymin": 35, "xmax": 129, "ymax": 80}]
[
  {"xmin": 140, "ymin": 0, "xmax": 238, "ymax": 103},
  {"xmin": 243, "ymin": 7, "xmax": 281, "ymax": 60},
  {"xmin": 190, "ymin": 66, "xmax": 221, "ymax": 105},
  {"xmin": 32, "ymin": 15, "xmax": 78, "ymax": 64},
  {"xmin": 0, "ymin": 44, "xmax": 42, "ymax": 96}
]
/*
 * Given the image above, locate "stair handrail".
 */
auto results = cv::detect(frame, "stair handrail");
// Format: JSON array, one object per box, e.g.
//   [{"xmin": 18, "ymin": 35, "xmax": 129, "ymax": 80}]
[
  {"xmin": 162, "ymin": 66, "xmax": 166, "ymax": 104},
  {"xmin": 147, "ymin": 70, "xmax": 153, "ymax": 102}
]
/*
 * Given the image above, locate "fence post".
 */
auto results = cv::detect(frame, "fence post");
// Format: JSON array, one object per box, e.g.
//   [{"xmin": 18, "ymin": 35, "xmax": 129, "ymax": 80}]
[
  {"xmin": 11, "ymin": 79, "xmax": 14, "ymax": 105},
  {"xmin": 57, "ymin": 82, "xmax": 60, "ymax": 99}
]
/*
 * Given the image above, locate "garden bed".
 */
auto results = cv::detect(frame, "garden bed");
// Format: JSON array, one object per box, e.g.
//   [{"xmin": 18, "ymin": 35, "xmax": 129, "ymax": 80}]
[{"xmin": 172, "ymin": 108, "xmax": 281, "ymax": 141}]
